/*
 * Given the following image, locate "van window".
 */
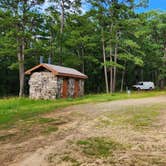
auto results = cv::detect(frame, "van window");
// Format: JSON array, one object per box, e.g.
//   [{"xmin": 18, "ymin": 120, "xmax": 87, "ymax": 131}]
[{"xmin": 138, "ymin": 82, "xmax": 143, "ymax": 85}]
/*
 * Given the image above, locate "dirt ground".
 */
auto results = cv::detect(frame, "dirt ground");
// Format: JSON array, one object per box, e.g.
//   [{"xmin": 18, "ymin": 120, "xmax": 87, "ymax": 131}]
[{"xmin": 0, "ymin": 96, "xmax": 166, "ymax": 166}]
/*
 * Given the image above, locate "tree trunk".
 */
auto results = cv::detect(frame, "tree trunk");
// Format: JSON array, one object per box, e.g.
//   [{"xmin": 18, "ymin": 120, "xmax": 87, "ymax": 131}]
[
  {"xmin": 160, "ymin": 42, "xmax": 166, "ymax": 89},
  {"xmin": 160, "ymin": 80, "xmax": 165, "ymax": 89},
  {"xmin": 102, "ymin": 29, "xmax": 109, "ymax": 93},
  {"xmin": 17, "ymin": 39, "xmax": 25, "ymax": 97},
  {"xmin": 120, "ymin": 70, "xmax": 125, "ymax": 92},
  {"xmin": 109, "ymin": 48, "xmax": 113, "ymax": 93},
  {"xmin": 113, "ymin": 41, "xmax": 118, "ymax": 92},
  {"xmin": 59, "ymin": 0, "xmax": 65, "ymax": 65},
  {"xmin": 109, "ymin": 23, "xmax": 113, "ymax": 93},
  {"xmin": 141, "ymin": 68, "xmax": 144, "ymax": 81},
  {"xmin": 81, "ymin": 45, "xmax": 85, "ymax": 73},
  {"xmin": 49, "ymin": 30, "xmax": 54, "ymax": 64},
  {"xmin": 155, "ymin": 70, "xmax": 159, "ymax": 87}
]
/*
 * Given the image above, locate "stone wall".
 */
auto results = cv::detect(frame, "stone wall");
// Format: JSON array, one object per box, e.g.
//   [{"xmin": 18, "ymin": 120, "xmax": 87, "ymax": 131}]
[
  {"xmin": 56, "ymin": 77, "xmax": 76, "ymax": 98},
  {"xmin": 78, "ymin": 79, "xmax": 84, "ymax": 96},
  {"xmin": 29, "ymin": 72, "xmax": 57, "ymax": 100},
  {"xmin": 56, "ymin": 77, "xmax": 63, "ymax": 98},
  {"xmin": 29, "ymin": 72, "xmax": 85, "ymax": 100},
  {"xmin": 68, "ymin": 78, "xmax": 75, "ymax": 97}
]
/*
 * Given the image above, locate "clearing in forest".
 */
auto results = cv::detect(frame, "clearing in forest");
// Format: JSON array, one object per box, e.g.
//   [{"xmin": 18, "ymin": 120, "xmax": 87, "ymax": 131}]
[{"xmin": 0, "ymin": 94, "xmax": 166, "ymax": 166}]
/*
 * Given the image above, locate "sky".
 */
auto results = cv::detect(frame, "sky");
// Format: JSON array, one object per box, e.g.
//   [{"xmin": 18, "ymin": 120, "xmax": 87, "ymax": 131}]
[{"xmin": 137, "ymin": 0, "xmax": 166, "ymax": 12}]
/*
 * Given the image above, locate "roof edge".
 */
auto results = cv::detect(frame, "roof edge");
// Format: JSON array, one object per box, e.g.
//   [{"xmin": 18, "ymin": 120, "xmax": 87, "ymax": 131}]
[
  {"xmin": 57, "ymin": 72, "xmax": 88, "ymax": 79},
  {"xmin": 25, "ymin": 64, "xmax": 88, "ymax": 79}
]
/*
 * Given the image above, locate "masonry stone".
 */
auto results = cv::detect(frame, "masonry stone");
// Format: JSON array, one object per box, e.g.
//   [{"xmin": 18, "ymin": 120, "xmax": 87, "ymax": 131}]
[{"xmin": 28, "ymin": 71, "xmax": 85, "ymax": 100}]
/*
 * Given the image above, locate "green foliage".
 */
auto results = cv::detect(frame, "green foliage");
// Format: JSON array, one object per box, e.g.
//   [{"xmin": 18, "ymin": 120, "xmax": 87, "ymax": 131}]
[
  {"xmin": 134, "ymin": 57, "xmax": 144, "ymax": 66},
  {"xmin": 0, "ymin": 0, "xmax": 165, "ymax": 95},
  {"xmin": 118, "ymin": 53, "xmax": 144, "ymax": 67},
  {"xmin": 102, "ymin": 61, "xmax": 125, "ymax": 70},
  {"xmin": 124, "ymin": 40, "xmax": 140, "ymax": 49}
]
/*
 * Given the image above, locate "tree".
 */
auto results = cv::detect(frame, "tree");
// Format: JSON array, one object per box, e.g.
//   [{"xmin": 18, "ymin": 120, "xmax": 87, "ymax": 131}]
[
  {"xmin": 0, "ymin": 0, "xmax": 44, "ymax": 96},
  {"xmin": 147, "ymin": 11, "xmax": 166, "ymax": 88},
  {"xmin": 88, "ymin": 0, "xmax": 147, "ymax": 93},
  {"xmin": 0, "ymin": 0, "xmax": 165, "ymax": 97},
  {"xmin": 48, "ymin": 0, "xmax": 81, "ymax": 64}
]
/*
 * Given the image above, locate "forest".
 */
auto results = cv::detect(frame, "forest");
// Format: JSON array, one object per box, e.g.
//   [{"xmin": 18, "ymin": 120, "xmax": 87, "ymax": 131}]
[{"xmin": 0, "ymin": 0, "xmax": 165, "ymax": 97}]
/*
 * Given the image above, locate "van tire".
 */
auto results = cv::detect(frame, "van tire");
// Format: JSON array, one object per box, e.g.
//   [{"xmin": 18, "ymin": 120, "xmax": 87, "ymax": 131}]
[{"xmin": 137, "ymin": 87, "xmax": 141, "ymax": 91}]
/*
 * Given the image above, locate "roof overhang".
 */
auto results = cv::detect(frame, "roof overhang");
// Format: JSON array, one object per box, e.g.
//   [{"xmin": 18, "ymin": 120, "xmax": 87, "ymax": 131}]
[{"xmin": 25, "ymin": 64, "xmax": 88, "ymax": 79}]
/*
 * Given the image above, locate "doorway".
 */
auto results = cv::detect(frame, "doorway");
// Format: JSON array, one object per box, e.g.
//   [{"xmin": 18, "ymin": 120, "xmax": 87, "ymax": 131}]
[
  {"xmin": 74, "ymin": 79, "xmax": 79, "ymax": 98},
  {"xmin": 62, "ymin": 78, "xmax": 68, "ymax": 98}
]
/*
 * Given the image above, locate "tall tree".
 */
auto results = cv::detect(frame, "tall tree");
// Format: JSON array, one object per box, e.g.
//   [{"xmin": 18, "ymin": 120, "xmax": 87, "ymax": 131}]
[
  {"xmin": 88, "ymin": 0, "xmax": 146, "ymax": 92},
  {"xmin": 0, "ymin": 0, "xmax": 44, "ymax": 96},
  {"xmin": 48, "ymin": 0, "xmax": 81, "ymax": 64}
]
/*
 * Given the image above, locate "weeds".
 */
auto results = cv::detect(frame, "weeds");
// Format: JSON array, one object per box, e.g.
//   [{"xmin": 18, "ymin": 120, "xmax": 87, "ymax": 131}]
[
  {"xmin": 77, "ymin": 137, "xmax": 124, "ymax": 157},
  {"xmin": 98, "ymin": 104, "xmax": 165, "ymax": 130}
]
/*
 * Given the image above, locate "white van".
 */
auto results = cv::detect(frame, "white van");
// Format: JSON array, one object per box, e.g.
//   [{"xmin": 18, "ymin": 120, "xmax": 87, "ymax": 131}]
[{"xmin": 133, "ymin": 82, "xmax": 155, "ymax": 90}]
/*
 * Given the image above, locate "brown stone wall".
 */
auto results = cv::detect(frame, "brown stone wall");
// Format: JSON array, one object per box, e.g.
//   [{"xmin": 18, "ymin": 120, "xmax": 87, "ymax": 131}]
[{"xmin": 29, "ymin": 72, "xmax": 57, "ymax": 100}]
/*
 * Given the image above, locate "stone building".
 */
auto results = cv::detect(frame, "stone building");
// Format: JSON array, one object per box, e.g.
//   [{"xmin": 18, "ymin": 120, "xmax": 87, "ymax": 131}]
[{"xmin": 25, "ymin": 63, "xmax": 88, "ymax": 100}]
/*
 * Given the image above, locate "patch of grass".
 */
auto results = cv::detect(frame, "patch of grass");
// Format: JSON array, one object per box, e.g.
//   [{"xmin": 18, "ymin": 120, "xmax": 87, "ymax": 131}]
[
  {"xmin": 77, "ymin": 137, "xmax": 124, "ymax": 157},
  {"xmin": 61, "ymin": 155, "xmax": 81, "ymax": 166},
  {"xmin": 0, "ymin": 133, "xmax": 16, "ymax": 141},
  {"xmin": 24, "ymin": 117, "xmax": 68, "ymax": 126},
  {"xmin": 97, "ymin": 117, "xmax": 112, "ymax": 128},
  {"xmin": 47, "ymin": 153, "xmax": 57, "ymax": 163},
  {"xmin": 100, "ymin": 104, "xmax": 165, "ymax": 130},
  {"xmin": 0, "ymin": 90, "xmax": 165, "ymax": 128},
  {"xmin": 0, "ymin": 116, "xmax": 68, "ymax": 143},
  {"xmin": 43, "ymin": 126, "xmax": 58, "ymax": 134},
  {"xmin": 38, "ymin": 117, "xmax": 56, "ymax": 124},
  {"xmin": 128, "ymin": 108, "xmax": 159, "ymax": 128},
  {"xmin": 39, "ymin": 117, "xmax": 68, "ymax": 125}
]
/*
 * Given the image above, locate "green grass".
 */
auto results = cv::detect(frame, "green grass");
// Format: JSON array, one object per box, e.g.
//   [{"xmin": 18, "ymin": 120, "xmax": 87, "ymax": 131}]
[
  {"xmin": 61, "ymin": 155, "xmax": 81, "ymax": 166},
  {"xmin": 98, "ymin": 104, "xmax": 165, "ymax": 130},
  {"xmin": 77, "ymin": 137, "xmax": 124, "ymax": 157},
  {"xmin": 0, "ymin": 117, "xmax": 63, "ymax": 143},
  {"xmin": 127, "ymin": 106, "xmax": 160, "ymax": 128},
  {"xmin": 0, "ymin": 90, "xmax": 165, "ymax": 129},
  {"xmin": 38, "ymin": 117, "xmax": 56, "ymax": 124},
  {"xmin": 43, "ymin": 126, "xmax": 58, "ymax": 134},
  {"xmin": 0, "ymin": 133, "xmax": 16, "ymax": 141}
]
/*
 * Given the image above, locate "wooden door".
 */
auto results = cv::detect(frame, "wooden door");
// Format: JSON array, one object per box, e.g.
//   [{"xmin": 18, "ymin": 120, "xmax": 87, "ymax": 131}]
[
  {"xmin": 62, "ymin": 79, "xmax": 68, "ymax": 98},
  {"xmin": 74, "ymin": 80, "xmax": 79, "ymax": 98}
]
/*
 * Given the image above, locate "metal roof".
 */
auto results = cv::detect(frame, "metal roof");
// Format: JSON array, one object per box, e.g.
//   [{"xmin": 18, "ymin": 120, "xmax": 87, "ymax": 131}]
[{"xmin": 25, "ymin": 63, "xmax": 88, "ymax": 79}]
